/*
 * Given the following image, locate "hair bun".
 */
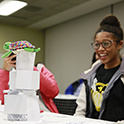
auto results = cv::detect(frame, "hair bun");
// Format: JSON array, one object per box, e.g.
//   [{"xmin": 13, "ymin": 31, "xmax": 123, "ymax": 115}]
[{"xmin": 100, "ymin": 14, "xmax": 121, "ymax": 27}]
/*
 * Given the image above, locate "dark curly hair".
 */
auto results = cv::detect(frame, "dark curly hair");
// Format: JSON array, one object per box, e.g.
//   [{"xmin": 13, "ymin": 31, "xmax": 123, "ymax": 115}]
[{"xmin": 94, "ymin": 14, "xmax": 123, "ymax": 41}]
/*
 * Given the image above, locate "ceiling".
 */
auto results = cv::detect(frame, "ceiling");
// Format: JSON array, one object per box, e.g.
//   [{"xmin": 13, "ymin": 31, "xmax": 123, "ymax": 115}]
[{"xmin": 0, "ymin": 0, "xmax": 122, "ymax": 30}]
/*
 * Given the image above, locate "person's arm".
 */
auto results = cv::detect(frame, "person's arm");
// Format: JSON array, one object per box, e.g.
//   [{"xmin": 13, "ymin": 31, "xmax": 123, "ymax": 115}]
[
  {"xmin": 0, "ymin": 69, "xmax": 9, "ymax": 104},
  {"xmin": 74, "ymin": 83, "xmax": 86, "ymax": 117},
  {"xmin": 34, "ymin": 66, "xmax": 59, "ymax": 98}
]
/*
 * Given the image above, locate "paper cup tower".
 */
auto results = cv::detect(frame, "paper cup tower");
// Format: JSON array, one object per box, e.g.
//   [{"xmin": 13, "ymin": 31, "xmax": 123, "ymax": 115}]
[{"xmin": 2, "ymin": 40, "xmax": 41, "ymax": 121}]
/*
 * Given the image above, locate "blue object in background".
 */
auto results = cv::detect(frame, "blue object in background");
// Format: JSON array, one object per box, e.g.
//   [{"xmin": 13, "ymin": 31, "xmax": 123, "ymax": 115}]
[{"xmin": 65, "ymin": 79, "xmax": 83, "ymax": 96}]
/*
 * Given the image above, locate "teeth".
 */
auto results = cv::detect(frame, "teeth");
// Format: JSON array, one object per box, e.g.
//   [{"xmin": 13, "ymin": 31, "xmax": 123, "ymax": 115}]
[{"xmin": 100, "ymin": 54, "xmax": 106, "ymax": 57}]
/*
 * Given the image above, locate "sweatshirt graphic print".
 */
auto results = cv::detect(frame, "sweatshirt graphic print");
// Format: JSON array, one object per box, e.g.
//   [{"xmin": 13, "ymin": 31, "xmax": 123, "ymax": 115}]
[{"xmin": 91, "ymin": 78, "xmax": 108, "ymax": 112}]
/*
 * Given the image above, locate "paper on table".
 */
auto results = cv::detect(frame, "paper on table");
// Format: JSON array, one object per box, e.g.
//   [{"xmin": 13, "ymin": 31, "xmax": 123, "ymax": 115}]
[
  {"xmin": 49, "ymin": 121, "xmax": 113, "ymax": 124},
  {"xmin": 9, "ymin": 70, "xmax": 16, "ymax": 89},
  {"xmin": 25, "ymin": 90, "xmax": 40, "ymax": 121},
  {"xmin": 4, "ymin": 95, "xmax": 27, "ymax": 114},
  {"xmin": 44, "ymin": 119, "xmax": 114, "ymax": 124},
  {"xmin": 40, "ymin": 112, "xmax": 114, "ymax": 124}
]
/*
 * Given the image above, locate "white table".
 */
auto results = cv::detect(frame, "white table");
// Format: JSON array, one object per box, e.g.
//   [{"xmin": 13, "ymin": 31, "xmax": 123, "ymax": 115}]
[
  {"xmin": 54, "ymin": 94, "xmax": 78, "ymax": 99},
  {"xmin": 40, "ymin": 111, "xmax": 115, "ymax": 124},
  {"xmin": 0, "ymin": 105, "xmax": 116, "ymax": 124}
]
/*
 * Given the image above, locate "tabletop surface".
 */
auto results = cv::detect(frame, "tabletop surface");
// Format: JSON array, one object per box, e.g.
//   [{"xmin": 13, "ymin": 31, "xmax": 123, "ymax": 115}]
[{"xmin": 0, "ymin": 105, "xmax": 117, "ymax": 124}]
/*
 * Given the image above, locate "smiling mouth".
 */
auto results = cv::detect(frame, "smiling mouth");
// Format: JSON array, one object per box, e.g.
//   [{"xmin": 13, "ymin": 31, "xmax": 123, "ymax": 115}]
[
  {"xmin": 99, "ymin": 54, "xmax": 107, "ymax": 60},
  {"xmin": 99, "ymin": 54, "xmax": 106, "ymax": 57}
]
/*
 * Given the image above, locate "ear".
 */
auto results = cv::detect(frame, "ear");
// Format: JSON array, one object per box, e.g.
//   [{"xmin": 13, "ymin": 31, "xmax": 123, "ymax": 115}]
[{"xmin": 118, "ymin": 40, "xmax": 123, "ymax": 50}]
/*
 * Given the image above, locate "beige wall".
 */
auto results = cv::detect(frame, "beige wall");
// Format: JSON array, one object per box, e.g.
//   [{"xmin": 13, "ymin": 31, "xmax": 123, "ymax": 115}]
[{"xmin": 0, "ymin": 24, "xmax": 44, "ymax": 67}]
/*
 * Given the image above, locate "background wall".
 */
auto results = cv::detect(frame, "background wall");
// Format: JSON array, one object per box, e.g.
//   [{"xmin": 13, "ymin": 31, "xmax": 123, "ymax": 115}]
[
  {"xmin": 45, "ymin": 1, "xmax": 124, "ymax": 93},
  {"xmin": 0, "ymin": 24, "xmax": 44, "ymax": 68}
]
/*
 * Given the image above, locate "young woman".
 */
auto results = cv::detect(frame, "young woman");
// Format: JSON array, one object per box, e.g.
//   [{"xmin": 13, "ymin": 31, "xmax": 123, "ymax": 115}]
[
  {"xmin": 0, "ymin": 53, "xmax": 59, "ymax": 113},
  {"xmin": 74, "ymin": 15, "xmax": 124, "ymax": 122}
]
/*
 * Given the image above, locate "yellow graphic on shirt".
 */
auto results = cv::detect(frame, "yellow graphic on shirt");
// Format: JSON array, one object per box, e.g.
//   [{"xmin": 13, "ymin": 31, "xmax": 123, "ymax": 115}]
[{"xmin": 91, "ymin": 82, "xmax": 108, "ymax": 112}]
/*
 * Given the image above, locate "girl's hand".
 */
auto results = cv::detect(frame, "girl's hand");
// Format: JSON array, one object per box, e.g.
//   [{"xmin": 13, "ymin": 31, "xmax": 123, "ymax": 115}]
[{"xmin": 2, "ymin": 54, "xmax": 16, "ymax": 71}]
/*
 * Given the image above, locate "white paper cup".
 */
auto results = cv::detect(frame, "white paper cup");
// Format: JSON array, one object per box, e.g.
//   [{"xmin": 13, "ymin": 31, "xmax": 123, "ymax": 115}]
[{"xmin": 16, "ymin": 51, "xmax": 36, "ymax": 70}]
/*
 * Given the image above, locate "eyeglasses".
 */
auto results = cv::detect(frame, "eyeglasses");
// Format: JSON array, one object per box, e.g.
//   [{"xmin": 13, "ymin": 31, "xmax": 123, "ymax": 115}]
[{"xmin": 91, "ymin": 40, "xmax": 114, "ymax": 50}]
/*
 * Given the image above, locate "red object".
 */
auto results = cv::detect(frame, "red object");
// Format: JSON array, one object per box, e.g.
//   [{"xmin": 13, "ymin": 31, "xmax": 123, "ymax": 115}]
[
  {"xmin": 40, "ymin": 110, "xmax": 44, "ymax": 113},
  {"xmin": 0, "ymin": 65, "xmax": 59, "ymax": 113}
]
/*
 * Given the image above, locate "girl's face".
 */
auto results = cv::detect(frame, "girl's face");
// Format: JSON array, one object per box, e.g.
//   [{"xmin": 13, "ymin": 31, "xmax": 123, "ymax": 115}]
[{"xmin": 95, "ymin": 31, "xmax": 123, "ymax": 69}]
